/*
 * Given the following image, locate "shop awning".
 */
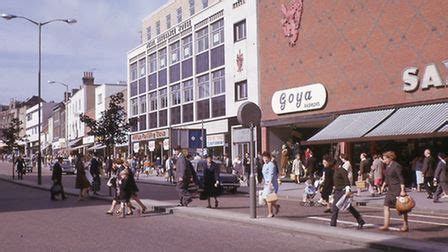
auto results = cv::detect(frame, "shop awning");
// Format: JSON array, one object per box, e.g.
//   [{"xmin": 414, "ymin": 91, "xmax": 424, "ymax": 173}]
[
  {"xmin": 71, "ymin": 143, "xmax": 93, "ymax": 150},
  {"xmin": 88, "ymin": 144, "xmax": 105, "ymax": 150},
  {"xmin": 365, "ymin": 103, "xmax": 448, "ymax": 139},
  {"xmin": 68, "ymin": 138, "xmax": 82, "ymax": 148},
  {"xmin": 307, "ymin": 109, "xmax": 395, "ymax": 143},
  {"xmin": 438, "ymin": 123, "xmax": 448, "ymax": 132}
]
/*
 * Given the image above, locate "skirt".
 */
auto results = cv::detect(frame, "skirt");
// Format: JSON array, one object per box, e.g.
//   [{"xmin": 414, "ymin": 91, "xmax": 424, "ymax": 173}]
[{"xmin": 416, "ymin": 171, "xmax": 424, "ymax": 184}]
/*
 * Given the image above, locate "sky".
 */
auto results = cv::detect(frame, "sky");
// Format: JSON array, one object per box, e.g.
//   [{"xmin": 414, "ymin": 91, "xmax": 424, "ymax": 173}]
[{"xmin": 0, "ymin": 0, "xmax": 166, "ymax": 105}]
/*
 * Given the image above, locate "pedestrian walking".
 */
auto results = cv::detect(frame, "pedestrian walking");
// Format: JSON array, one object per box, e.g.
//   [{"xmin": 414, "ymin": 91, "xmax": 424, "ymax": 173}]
[
  {"xmin": 105, "ymin": 155, "xmax": 113, "ymax": 179},
  {"xmin": 130, "ymin": 155, "xmax": 138, "ymax": 177},
  {"xmin": 243, "ymin": 152, "xmax": 251, "ymax": 185},
  {"xmin": 321, "ymin": 155, "xmax": 335, "ymax": 213},
  {"xmin": 74, "ymin": 154, "xmax": 90, "ymax": 201},
  {"xmin": 175, "ymin": 146, "xmax": 193, "ymax": 206},
  {"xmin": 261, "ymin": 151, "xmax": 280, "ymax": 218},
  {"xmin": 15, "ymin": 156, "xmax": 25, "ymax": 180},
  {"xmin": 370, "ymin": 154, "xmax": 384, "ymax": 195},
  {"xmin": 200, "ymin": 154, "xmax": 221, "ymax": 208},
  {"xmin": 233, "ymin": 156, "xmax": 243, "ymax": 181},
  {"xmin": 166, "ymin": 156, "xmax": 174, "ymax": 184},
  {"xmin": 339, "ymin": 154, "xmax": 353, "ymax": 185},
  {"xmin": 223, "ymin": 153, "xmax": 233, "ymax": 174},
  {"xmin": 330, "ymin": 156, "xmax": 365, "ymax": 229},
  {"xmin": 306, "ymin": 150, "xmax": 317, "ymax": 182},
  {"xmin": 357, "ymin": 153, "xmax": 371, "ymax": 196},
  {"xmin": 422, "ymin": 149, "xmax": 436, "ymax": 199},
  {"xmin": 106, "ymin": 159, "xmax": 120, "ymax": 215},
  {"xmin": 124, "ymin": 165, "xmax": 148, "ymax": 215},
  {"xmin": 90, "ymin": 153, "xmax": 101, "ymax": 195},
  {"xmin": 51, "ymin": 156, "xmax": 66, "ymax": 200},
  {"xmin": 255, "ymin": 153, "xmax": 264, "ymax": 184},
  {"xmin": 379, "ymin": 151, "xmax": 409, "ymax": 232},
  {"xmin": 117, "ymin": 169, "xmax": 132, "ymax": 218},
  {"xmin": 433, "ymin": 153, "xmax": 447, "ymax": 203},
  {"xmin": 292, "ymin": 153, "xmax": 305, "ymax": 183}
]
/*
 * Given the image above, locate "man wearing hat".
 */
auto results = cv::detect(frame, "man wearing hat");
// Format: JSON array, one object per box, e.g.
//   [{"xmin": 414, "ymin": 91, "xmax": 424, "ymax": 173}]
[
  {"xmin": 174, "ymin": 146, "xmax": 192, "ymax": 206},
  {"xmin": 51, "ymin": 156, "xmax": 67, "ymax": 200}
]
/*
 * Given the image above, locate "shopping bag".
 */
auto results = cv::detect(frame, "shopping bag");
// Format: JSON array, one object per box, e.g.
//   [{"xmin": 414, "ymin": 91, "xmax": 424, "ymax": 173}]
[
  {"xmin": 336, "ymin": 194, "xmax": 352, "ymax": 212},
  {"xmin": 258, "ymin": 190, "xmax": 266, "ymax": 206},
  {"xmin": 266, "ymin": 192, "xmax": 278, "ymax": 203},
  {"xmin": 85, "ymin": 170, "xmax": 93, "ymax": 185}
]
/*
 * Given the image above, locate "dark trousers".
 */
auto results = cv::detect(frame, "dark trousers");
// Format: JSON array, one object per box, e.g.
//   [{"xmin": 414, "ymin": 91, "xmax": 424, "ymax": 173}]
[
  {"xmin": 51, "ymin": 182, "xmax": 66, "ymax": 199},
  {"xmin": 330, "ymin": 190, "xmax": 363, "ymax": 226},
  {"xmin": 424, "ymin": 176, "xmax": 434, "ymax": 196},
  {"xmin": 434, "ymin": 182, "xmax": 448, "ymax": 201},
  {"xmin": 17, "ymin": 170, "xmax": 24, "ymax": 180},
  {"xmin": 176, "ymin": 181, "xmax": 192, "ymax": 206}
]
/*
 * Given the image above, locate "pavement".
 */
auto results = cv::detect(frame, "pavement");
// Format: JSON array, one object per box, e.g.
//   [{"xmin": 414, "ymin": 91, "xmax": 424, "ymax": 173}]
[{"xmin": 2, "ymin": 161, "xmax": 448, "ymax": 251}]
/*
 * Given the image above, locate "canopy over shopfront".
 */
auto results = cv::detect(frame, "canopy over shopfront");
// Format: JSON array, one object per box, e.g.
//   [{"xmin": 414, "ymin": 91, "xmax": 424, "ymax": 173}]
[{"xmin": 306, "ymin": 102, "xmax": 448, "ymax": 144}]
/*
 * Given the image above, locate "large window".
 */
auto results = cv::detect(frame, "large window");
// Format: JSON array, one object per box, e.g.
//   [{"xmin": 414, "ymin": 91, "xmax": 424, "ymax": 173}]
[
  {"xmin": 138, "ymin": 78, "xmax": 146, "ymax": 94},
  {"xmin": 130, "ymin": 98, "xmax": 138, "ymax": 116},
  {"xmin": 202, "ymin": 0, "xmax": 208, "ymax": 8},
  {"xmin": 159, "ymin": 109, "xmax": 167, "ymax": 127},
  {"xmin": 149, "ymin": 112, "xmax": 157, "ymax": 129},
  {"xmin": 159, "ymin": 48, "xmax": 167, "ymax": 69},
  {"xmin": 235, "ymin": 80, "xmax": 248, "ymax": 101},
  {"xmin": 196, "ymin": 100, "xmax": 210, "ymax": 120},
  {"xmin": 159, "ymin": 88, "xmax": 168, "ymax": 108},
  {"xmin": 156, "ymin": 20, "xmax": 161, "ymax": 35},
  {"xmin": 197, "ymin": 74, "xmax": 209, "ymax": 99},
  {"xmin": 149, "ymin": 92, "xmax": 157, "ymax": 111},
  {"xmin": 166, "ymin": 14, "xmax": 171, "ymax": 29},
  {"xmin": 195, "ymin": 27, "xmax": 209, "ymax": 53},
  {"xmin": 189, "ymin": 0, "xmax": 195, "ymax": 15},
  {"xmin": 183, "ymin": 79, "xmax": 194, "ymax": 102},
  {"xmin": 211, "ymin": 19, "xmax": 224, "ymax": 47},
  {"xmin": 139, "ymin": 115, "xmax": 147, "ymax": 131},
  {"xmin": 139, "ymin": 95, "xmax": 147, "ymax": 114},
  {"xmin": 212, "ymin": 95, "xmax": 225, "ymax": 117},
  {"xmin": 171, "ymin": 84, "xmax": 181, "ymax": 106},
  {"xmin": 171, "ymin": 106, "xmax": 181, "ymax": 125},
  {"xmin": 234, "ymin": 19, "xmax": 246, "ymax": 42},
  {"xmin": 130, "ymin": 62, "xmax": 137, "ymax": 81},
  {"xmin": 149, "ymin": 53, "xmax": 157, "ymax": 73},
  {"xmin": 139, "ymin": 58, "xmax": 146, "ymax": 77},
  {"xmin": 182, "ymin": 35, "xmax": 193, "ymax": 59},
  {"xmin": 130, "ymin": 81, "xmax": 138, "ymax": 97},
  {"xmin": 170, "ymin": 42, "xmax": 180, "ymax": 64},
  {"xmin": 177, "ymin": 7, "xmax": 182, "ymax": 23},
  {"xmin": 183, "ymin": 103, "xmax": 193, "ymax": 123},
  {"xmin": 212, "ymin": 69, "xmax": 225, "ymax": 95},
  {"xmin": 146, "ymin": 26, "xmax": 151, "ymax": 41}
]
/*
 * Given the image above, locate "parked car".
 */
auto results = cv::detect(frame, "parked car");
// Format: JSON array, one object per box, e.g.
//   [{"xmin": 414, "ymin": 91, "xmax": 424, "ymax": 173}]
[{"xmin": 191, "ymin": 159, "xmax": 240, "ymax": 193}]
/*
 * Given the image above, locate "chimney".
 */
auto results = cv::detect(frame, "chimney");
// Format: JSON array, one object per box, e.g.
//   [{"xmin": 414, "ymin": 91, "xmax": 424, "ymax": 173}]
[{"xmin": 82, "ymin": 71, "xmax": 94, "ymax": 86}]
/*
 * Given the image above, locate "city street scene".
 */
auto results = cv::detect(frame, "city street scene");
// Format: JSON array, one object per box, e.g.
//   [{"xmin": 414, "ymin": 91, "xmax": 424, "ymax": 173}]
[{"xmin": 1, "ymin": 0, "xmax": 447, "ymax": 251}]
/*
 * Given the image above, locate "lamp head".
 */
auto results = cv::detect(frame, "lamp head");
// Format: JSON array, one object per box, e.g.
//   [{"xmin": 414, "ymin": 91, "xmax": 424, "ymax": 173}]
[
  {"xmin": 48, "ymin": 80, "xmax": 55, "ymax": 84},
  {"xmin": 65, "ymin": 19, "xmax": 77, "ymax": 24},
  {"xmin": 1, "ymin": 13, "xmax": 17, "ymax": 20}
]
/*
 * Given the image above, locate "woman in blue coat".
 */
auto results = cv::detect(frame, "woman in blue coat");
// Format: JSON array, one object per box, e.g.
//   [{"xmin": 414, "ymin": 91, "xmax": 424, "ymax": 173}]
[{"xmin": 262, "ymin": 151, "xmax": 280, "ymax": 218}]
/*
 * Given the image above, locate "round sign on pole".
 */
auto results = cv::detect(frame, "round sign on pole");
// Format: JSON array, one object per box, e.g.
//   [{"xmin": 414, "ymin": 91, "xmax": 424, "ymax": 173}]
[{"xmin": 237, "ymin": 102, "xmax": 262, "ymax": 128}]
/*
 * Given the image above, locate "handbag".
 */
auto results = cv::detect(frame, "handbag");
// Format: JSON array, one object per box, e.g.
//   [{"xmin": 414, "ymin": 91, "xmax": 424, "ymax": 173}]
[
  {"xmin": 396, "ymin": 195, "xmax": 415, "ymax": 214},
  {"xmin": 356, "ymin": 180, "xmax": 367, "ymax": 190},
  {"xmin": 258, "ymin": 190, "xmax": 266, "ymax": 206},
  {"xmin": 336, "ymin": 194, "xmax": 352, "ymax": 212},
  {"xmin": 265, "ymin": 192, "xmax": 278, "ymax": 203}
]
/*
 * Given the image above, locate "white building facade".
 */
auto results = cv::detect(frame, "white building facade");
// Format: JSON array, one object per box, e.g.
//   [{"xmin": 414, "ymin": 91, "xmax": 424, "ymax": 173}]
[
  {"xmin": 127, "ymin": 0, "xmax": 259, "ymax": 158},
  {"xmin": 25, "ymin": 102, "xmax": 55, "ymax": 156},
  {"xmin": 95, "ymin": 83, "xmax": 127, "ymax": 121}
]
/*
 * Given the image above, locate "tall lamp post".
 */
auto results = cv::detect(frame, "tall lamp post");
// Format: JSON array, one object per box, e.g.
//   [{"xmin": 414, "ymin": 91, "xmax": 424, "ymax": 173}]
[
  {"xmin": 48, "ymin": 80, "xmax": 69, "ymax": 158},
  {"xmin": 2, "ymin": 13, "xmax": 76, "ymax": 185}
]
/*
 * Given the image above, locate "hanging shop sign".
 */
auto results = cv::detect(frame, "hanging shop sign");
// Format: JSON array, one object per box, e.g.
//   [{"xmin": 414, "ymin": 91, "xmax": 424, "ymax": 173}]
[
  {"xmin": 148, "ymin": 141, "xmax": 155, "ymax": 152},
  {"xmin": 163, "ymin": 139, "xmax": 170, "ymax": 150},
  {"xmin": 82, "ymin": 136, "xmax": 95, "ymax": 145},
  {"xmin": 133, "ymin": 143, "xmax": 140, "ymax": 153},
  {"xmin": 131, "ymin": 129, "xmax": 169, "ymax": 142},
  {"xmin": 271, "ymin": 83, "xmax": 327, "ymax": 115},
  {"xmin": 402, "ymin": 59, "xmax": 448, "ymax": 92},
  {"xmin": 206, "ymin": 134, "xmax": 225, "ymax": 147}
]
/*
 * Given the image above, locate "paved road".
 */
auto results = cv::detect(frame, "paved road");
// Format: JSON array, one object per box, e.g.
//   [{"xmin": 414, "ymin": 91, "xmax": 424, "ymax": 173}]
[{"xmin": 0, "ymin": 179, "xmax": 379, "ymax": 252}]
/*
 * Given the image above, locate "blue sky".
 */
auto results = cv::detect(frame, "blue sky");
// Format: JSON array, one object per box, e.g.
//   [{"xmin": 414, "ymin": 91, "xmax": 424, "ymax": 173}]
[{"xmin": 0, "ymin": 0, "xmax": 166, "ymax": 105}]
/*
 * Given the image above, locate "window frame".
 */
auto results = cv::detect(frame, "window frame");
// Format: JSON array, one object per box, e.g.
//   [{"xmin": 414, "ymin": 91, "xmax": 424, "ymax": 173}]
[
  {"xmin": 234, "ymin": 19, "xmax": 247, "ymax": 42},
  {"xmin": 130, "ymin": 97, "xmax": 138, "ymax": 116},
  {"xmin": 212, "ymin": 69, "xmax": 225, "ymax": 96},
  {"xmin": 195, "ymin": 27, "xmax": 209, "ymax": 54},
  {"xmin": 149, "ymin": 92, "xmax": 158, "ymax": 111},
  {"xmin": 182, "ymin": 35, "xmax": 193, "ymax": 60},
  {"xmin": 169, "ymin": 41, "xmax": 180, "ymax": 65},
  {"xmin": 183, "ymin": 79, "xmax": 194, "ymax": 103},
  {"xmin": 130, "ymin": 62, "xmax": 138, "ymax": 81},
  {"xmin": 211, "ymin": 19, "xmax": 224, "ymax": 47},
  {"xmin": 235, "ymin": 80, "xmax": 248, "ymax": 101},
  {"xmin": 139, "ymin": 95, "xmax": 147, "ymax": 114},
  {"xmin": 148, "ymin": 53, "xmax": 157, "ymax": 73},
  {"xmin": 170, "ymin": 83, "xmax": 182, "ymax": 106},
  {"xmin": 159, "ymin": 48, "xmax": 167, "ymax": 69},
  {"xmin": 197, "ymin": 74, "xmax": 210, "ymax": 99},
  {"xmin": 159, "ymin": 88, "xmax": 168, "ymax": 109}
]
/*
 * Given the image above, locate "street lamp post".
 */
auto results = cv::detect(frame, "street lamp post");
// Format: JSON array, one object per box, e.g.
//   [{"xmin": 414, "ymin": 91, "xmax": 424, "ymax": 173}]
[{"xmin": 2, "ymin": 13, "xmax": 76, "ymax": 185}]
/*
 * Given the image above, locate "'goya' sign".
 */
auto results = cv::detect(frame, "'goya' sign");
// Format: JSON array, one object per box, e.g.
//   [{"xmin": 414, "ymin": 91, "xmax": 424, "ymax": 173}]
[{"xmin": 271, "ymin": 83, "xmax": 327, "ymax": 115}]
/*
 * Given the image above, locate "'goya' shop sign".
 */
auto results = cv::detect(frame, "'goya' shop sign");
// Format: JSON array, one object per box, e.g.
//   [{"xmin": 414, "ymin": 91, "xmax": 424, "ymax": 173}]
[{"xmin": 271, "ymin": 83, "xmax": 327, "ymax": 115}]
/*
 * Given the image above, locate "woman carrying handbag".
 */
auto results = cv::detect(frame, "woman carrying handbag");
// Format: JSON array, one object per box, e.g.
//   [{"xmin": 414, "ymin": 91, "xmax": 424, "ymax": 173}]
[{"xmin": 261, "ymin": 151, "xmax": 280, "ymax": 218}]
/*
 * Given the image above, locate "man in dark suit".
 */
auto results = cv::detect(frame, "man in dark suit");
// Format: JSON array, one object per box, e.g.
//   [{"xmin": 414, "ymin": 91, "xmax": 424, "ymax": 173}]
[
  {"xmin": 422, "ymin": 149, "xmax": 436, "ymax": 199},
  {"xmin": 175, "ymin": 146, "xmax": 192, "ymax": 206},
  {"xmin": 433, "ymin": 153, "xmax": 447, "ymax": 203},
  {"xmin": 90, "ymin": 153, "xmax": 101, "ymax": 195},
  {"xmin": 51, "ymin": 157, "xmax": 66, "ymax": 200},
  {"xmin": 306, "ymin": 151, "xmax": 317, "ymax": 182}
]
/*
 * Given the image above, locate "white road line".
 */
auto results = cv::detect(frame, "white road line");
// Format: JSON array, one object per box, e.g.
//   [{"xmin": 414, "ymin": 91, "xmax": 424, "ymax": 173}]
[
  {"xmin": 362, "ymin": 215, "xmax": 448, "ymax": 226},
  {"xmin": 306, "ymin": 216, "xmax": 400, "ymax": 231},
  {"xmin": 408, "ymin": 213, "xmax": 448, "ymax": 220}
]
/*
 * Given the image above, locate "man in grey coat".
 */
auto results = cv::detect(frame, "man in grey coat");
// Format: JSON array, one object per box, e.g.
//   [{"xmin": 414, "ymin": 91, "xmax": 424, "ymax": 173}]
[
  {"xmin": 422, "ymin": 149, "xmax": 436, "ymax": 199},
  {"xmin": 433, "ymin": 153, "xmax": 447, "ymax": 203},
  {"xmin": 175, "ymin": 146, "xmax": 192, "ymax": 206}
]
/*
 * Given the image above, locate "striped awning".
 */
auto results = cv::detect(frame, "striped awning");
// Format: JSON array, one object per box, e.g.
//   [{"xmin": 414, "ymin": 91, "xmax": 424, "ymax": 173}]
[
  {"xmin": 307, "ymin": 109, "xmax": 395, "ymax": 143},
  {"xmin": 365, "ymin": 103, "xmax": 448, "ymax": 138},
  {"xmin": 438, "ymin": 124, "xmax": 448, "ymax": 132}
]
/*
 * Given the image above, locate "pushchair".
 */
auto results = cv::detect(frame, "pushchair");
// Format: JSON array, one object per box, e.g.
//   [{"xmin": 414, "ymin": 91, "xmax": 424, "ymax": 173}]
[{"xmin": 301, "ymin": 179, "xmax": 317, "ymax": 207}]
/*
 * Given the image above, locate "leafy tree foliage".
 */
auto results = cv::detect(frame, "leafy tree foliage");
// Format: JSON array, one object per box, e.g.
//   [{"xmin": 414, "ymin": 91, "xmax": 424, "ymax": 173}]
[{"xmin": 1, "ymin": 118, "xmax": 23, "ymax": 154}]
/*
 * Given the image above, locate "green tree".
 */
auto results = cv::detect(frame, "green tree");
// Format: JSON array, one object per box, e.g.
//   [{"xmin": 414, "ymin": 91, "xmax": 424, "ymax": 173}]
[
  {"xmin": 1, "ymin": 118, "xmax": 24, "ymax": 179},
  {"xmin": 80, "ymin": 92, "xmax": 129, "ymax": 161}
]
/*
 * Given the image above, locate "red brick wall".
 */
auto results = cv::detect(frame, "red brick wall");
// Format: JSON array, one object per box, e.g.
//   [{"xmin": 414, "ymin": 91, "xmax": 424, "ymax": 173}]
[{"xmin": 259, "ymin": 0, "xmax": 448, "ymax": 122}]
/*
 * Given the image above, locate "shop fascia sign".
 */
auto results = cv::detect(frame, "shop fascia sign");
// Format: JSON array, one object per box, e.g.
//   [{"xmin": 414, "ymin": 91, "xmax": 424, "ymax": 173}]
[
  {"xmin": 146, "ymin": 20, "xmax": 192, "ymax": 49},
  {"xmin": 271, "ymin": 83, "xmax": 327, "ymax": 115},
  {"xmin": 131, "ymin": 129, "xmax": 169, "ymax": 142},
  {"xmin": 206, "ymin": 134, "xmax": 225, "ymax": 147},
  {"xmin": 402, "ymin": 59, "xmax": 448, "ymax": 92}
]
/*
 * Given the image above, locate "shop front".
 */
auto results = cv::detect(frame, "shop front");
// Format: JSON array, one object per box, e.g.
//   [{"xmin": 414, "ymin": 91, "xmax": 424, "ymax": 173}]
[{"xmin": 131, "ymin": 129, "xmax": 170, "ymax": 162}]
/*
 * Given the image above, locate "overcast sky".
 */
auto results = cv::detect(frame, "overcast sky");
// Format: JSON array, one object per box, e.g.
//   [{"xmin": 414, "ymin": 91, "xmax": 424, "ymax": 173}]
[{"xmin": 0, "ymin": 0, "xmax": 166, "ymax": 105}]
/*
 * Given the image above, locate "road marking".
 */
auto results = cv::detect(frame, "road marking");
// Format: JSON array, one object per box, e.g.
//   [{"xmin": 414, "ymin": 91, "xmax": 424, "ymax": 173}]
[
  {"xmin": 362, "ymin": 215, "xmax": 448, "ymax": 226},
  {"xmin": 408, "ymin": 213, "xmax": 448, "ymax": 220},
  {"xmin": 306, "ymin": 216, "xmax": 400, "ymax": 231}
]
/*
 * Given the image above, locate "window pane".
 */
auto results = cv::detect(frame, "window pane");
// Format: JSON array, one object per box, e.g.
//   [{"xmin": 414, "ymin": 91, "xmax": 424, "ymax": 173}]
[
  {"xmin": 189, "ymin": 0, "xmax": 195, "ymax": 15},
  {"xmin": 234, "ymin": 20, "xmax": 246, "ymax": 42},
  {"xmin": 130, "ymin": 81, "xmax": 138, "ymax": 97},
  {"xmin": 171, "ymin": 106, "xmax": 181, "ymax": 125},
  {"xmin": 158, "ymin": 68, "xmax": 167, "ymax": 87},
  {"xmin": 139, "ymin": 95, "xmax": 147, "ymax": 114},
  {"xmin": 130, "ymin": 63, "xmax": 137, "ymax": 81},
  {"xmin": 166, "ymin": 14, "xmax": 171, "ymax": 29},
  {"xmin": 156, "ymin": 21, "xmax": 161, "ymax": 35},
  {"xmin": 210, "ymin": 45, "xmax": 224, "ymax": 69},
  {"xmin": 177, "ymin": 7, "xmax": 182, "ymax": 23},
  {"xmin": 139, "ymin": 58, "xmax": 146, "ymax": 77},
  {"xmin": 171, "ymin": 84, "xmax": 181, "ymax": 106},
  {"xmin": 159, "ymin": 48, "xmax": 167, "ymax": 69},
  {"xmin": 149, "ymin": 112, "xmax": 157, "ymax": 129},
  {"xmin": 202, "ymin": 0, "xmax": 208, "ymax": 8},
  {"xmin": 148, "ymin": 73, "xmax": 157, "ymax": 91},
  {"xmin": 170, "ymin": 42, "xmax": 180, "ymax": 64},
  {"xmin": 211, "ymin": 19, "xmax": 224, "ymax": 47},
  {"xmin": 197, "ymin": 74, "xmax": 209, "ymax": 99},
  {"xmin": 196, "ymin": 51, "xmax": 209, "ymax": 74},
  {"xmin": 138, "ymin": 78, "xmax": 146, "ymax": 94},
  {"xmin": 131, "ymin": 98, "xmax": 138, "ymax": 116},
  {"xmin": 139, "ymin": 115, "xmax": 147, "ymax": 131},
  {"xmin": 159, "ymin": 109, "xmax": 167, "ymax": 127},
  {"xmin": 159, "ymin": 88, "xmax": 168, "ymax": 108},
  {"xmin": 146, "ymin": 26, "xmax": 151, "ymax": 41},
  {"xmin": 170, "ymin": 63, "xmax": 180, "ymax": 83},
  {"xmin": 183, "ymin": 103, "xmax": 193, "ymax": 123},
  {"xmin": 212, "ymin": 69, "xmax": 225, "ymax": 95},
  {"xmin": 235, "ymin": 80, "xmax": 248, "ymax": 101},
  {"xmin": 195, "ymin": 27, "xmax": 209, "ymax": 53},
  {"xmin": 182, "ymin": 35, "xmax": 192, "ymax": 59},
  {"xmin": 212, "ymin": 95, "xmax": 225, "ymax": 117},
  {"xmin": 183, "ymin": 79, "xmax": 194, "ymax": 102},
  {"xmin": 182, "ymin": 58, "xmax": 193, "ymax": 78},
  {"xmin": 149, "ymin": 92, "xmax": 157, "ymax": 111},
  {"xmin": 196, "ymin": 99, "xmax": 210, "ymax": 120},
  {"xmin": 149, "ymin": 53, "xmax": 157, "ymax": 73}
]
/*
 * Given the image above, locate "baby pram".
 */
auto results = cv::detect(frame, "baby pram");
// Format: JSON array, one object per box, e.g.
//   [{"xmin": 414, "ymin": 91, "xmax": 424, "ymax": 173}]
[{"xmin": 301, "ymin": 180, "xmax": 318, "ymax": 207}]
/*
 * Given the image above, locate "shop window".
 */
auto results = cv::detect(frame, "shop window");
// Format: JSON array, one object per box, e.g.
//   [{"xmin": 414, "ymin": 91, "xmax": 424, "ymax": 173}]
[
  {"xmin": 171, "ymin": 84, "xmax": 181, "ymax": 106},
  {"xmin": 183, "ymin": 103, "xmax": 194, "ymax": 123},
  {"xmin": 197, "ymin": 74, "xmax": 210, "ymax": 99},
  {"xmin": 149, "ymin": 53, "xmax": 157, "ymax": 73},
  {"xmin": 159, "ymin": 88, "xmax": 168, "ymax": 109},
  {"xmin": 235, "ymin": 80, "xmax": 248, "ymax": 101},
  {"xmin": 182, "ymin": 58, "xmax": 193, "ymax": 78},
  {"xmin": 139, "ymin": 95, "xmax": 147, "ymax": 114},
  {"xmin": 139, "ymin": 115, "xmax": 147, "ymax": 131},
  {"xmin": 130, "ymin": 81, "xmax": 138, "ymax": 97},
  {"xmin": 195, "ymin": 27, "xmax": 209, "ymax": 54},
  {"xmin": 196, "ymin": 99, "xmax": 210, "ymax": 120},
  {"xmin": 183, "ymin": 79, "xmax": 194, "ymax": 102},
  {"xmin": 148, "ymin": 73, "xmax": 157, "ymax": 91},
  {"xmin": 212, "ymin": 95, "xmax": 225, "ymax": 118},
  {"xmin": 159, "ymin": 109, "xmax": 168, "ymax": 127},
  {"xmin": 234, "ymin": 20, "xmax": 246, "ymax": 42},
  {"xmin": 211, "ymin": 19, "xmax": 224, "ymax": 47},
  {"xmin": 138, "ymin": 78, "xmax": 146, "ymax": 94},
  {"xmin": 130, "ymin": 62, "xmax": 138, "ymax": 81},
  {"xmin": 130, "ymin": 98, "xmax": 138, "ymax": 116},
  {"xmin": 212, "ymin": 69, "xmax": 225, "ymax": 95},
  {"xmin": 171, "ymin": 106, "xmax": 181, "ymax": 125},
  {"xmin": 196, "ymin": 51, "xmax": 209, "ymax": 74},
  {"xmin": 169, "ymin": 63, "xmax": 180, "ymax": 83},
  {"xmin": 138, "ymin": 58, "xmax": 146, "ymax": 77},
  {"xmin": 149, "ymin": 92, "xmax": 157, "ymax": 111},
  {"xmin": 210, "ymin": 45, "xmax": 224, "ymax": 69},
  {"xmin": 149, "ymin": 112, "xmax": 157, "ymax": 129}
]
